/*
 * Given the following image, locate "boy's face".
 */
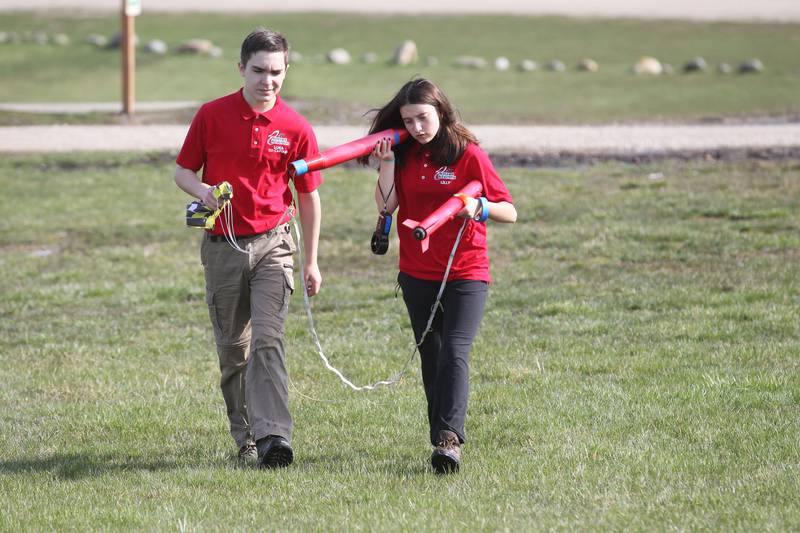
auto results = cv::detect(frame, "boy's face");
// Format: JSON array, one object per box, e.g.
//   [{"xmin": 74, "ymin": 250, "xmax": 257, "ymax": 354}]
[{"xmin": 239, "ymin": 50, "xmax": 288, "ymax": 110}]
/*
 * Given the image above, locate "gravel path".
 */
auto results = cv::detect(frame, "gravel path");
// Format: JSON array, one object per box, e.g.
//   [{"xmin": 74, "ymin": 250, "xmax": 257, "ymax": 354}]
[
  {"xmin": 3, "ymin": 0, "xmax": 800, "ymax": 21},
  {"xmin": 2, "ymin": 123, "xmax": 800, "ymax": 155}
]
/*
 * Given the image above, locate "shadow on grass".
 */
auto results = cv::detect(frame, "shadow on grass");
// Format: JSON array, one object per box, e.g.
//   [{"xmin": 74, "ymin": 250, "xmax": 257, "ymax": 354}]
[
  {"xmin": 0, "ymin": 452, "xmax": 190, "ymax": 480},
  {"xmin": 1, "ymin": 451, "xmax": 435, "ymax": 479}
]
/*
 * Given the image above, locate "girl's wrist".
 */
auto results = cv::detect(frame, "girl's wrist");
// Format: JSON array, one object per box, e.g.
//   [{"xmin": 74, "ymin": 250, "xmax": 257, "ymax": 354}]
[{"xmin": 473, "ymin": 197, "xmax": 490, "ymax": 222}]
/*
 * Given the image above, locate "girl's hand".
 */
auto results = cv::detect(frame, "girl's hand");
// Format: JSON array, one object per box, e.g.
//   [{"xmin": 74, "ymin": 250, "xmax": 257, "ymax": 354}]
[
  {"xmin": 455, "ymin": 196, "xmax": 481, "ymax": 219},
  {"xmin": 372, "ymin": 137, "xmax": 395, "ymax": 162}
]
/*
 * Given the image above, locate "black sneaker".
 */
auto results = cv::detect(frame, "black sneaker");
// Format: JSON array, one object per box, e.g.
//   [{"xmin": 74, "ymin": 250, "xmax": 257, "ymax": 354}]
[{"xmin": 257, "ymin": 435, "xmax": 293, "ymax": 469}]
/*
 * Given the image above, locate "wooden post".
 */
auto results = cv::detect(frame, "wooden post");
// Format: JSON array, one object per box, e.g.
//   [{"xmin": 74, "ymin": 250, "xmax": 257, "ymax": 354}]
[{"xmin": 121, "ymin": 0, "xmax": 138, "ymax": 116}]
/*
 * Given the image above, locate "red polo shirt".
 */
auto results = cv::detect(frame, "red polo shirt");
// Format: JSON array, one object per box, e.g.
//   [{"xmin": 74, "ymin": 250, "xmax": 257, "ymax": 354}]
[
  {"xmin": 396, "ymin": 142, "xmax": 513, "ymax": 283},
  {"xmin": 177, "ymin": 89, "xmax": 322, "ymax": 236}
]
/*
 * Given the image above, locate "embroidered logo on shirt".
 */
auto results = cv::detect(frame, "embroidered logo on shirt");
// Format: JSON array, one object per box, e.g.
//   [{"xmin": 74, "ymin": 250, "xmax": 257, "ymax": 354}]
[
  {"xmin": 434, "ymin": 167, "xmax": 457, "ymax": 184},
  {"xmin": 267, "ymin": 130, "xmax": 291, "ymax": 154}
]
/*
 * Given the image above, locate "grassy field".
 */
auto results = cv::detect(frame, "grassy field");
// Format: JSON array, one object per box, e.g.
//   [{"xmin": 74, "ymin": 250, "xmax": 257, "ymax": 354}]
[
  {"xmin": 0, "ymin": 153, "xmax": 798, "ymax": 530},
  {"xmin": 1, "ymin": 11, "xmax": 800, "ymax": 124}
]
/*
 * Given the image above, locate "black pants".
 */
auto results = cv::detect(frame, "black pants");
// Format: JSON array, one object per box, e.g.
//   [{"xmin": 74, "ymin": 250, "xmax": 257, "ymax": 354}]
[{"xmin": 398, "ymin": 271, "xmax": 488, "ymax": 446}]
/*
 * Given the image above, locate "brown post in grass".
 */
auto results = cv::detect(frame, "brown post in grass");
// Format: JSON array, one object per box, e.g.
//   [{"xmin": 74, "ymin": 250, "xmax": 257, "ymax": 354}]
[{"xmin": 121, "ymin": 0, "xmax": 140, "ymax": 116}]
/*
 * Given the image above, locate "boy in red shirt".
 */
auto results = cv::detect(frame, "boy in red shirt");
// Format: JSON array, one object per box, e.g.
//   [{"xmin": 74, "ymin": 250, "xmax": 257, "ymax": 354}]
[{"xmin": 174, "ymin": 28, "xmax": 322, "ymax": 468}]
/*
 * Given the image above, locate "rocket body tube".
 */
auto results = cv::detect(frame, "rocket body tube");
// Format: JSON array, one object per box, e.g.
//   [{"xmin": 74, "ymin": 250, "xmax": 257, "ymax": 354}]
[
  {"xmin": 289, "ymin": 128, "xmax": 409, "ymax": 178},
  {"xmin": 402, "ymin": 180, "xmax": 483, "ymax": 253}
]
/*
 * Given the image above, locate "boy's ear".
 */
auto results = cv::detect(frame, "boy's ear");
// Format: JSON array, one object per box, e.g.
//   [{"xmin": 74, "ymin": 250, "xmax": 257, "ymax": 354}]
[{"xmin": 238, "ymin": 62, "xmax": 245, "ymax": 76}]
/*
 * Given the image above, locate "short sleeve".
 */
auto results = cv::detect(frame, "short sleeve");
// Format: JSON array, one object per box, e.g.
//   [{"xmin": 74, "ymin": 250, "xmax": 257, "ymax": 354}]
[
  {"xmin": 176, "ymin": 107, "xmax": 207, "ymax": 172},
  {"xmin": 293, "ymin": 123, "xmax": 323, "ymax": 193},
  {"xmin": 466, "ymin": 145, "xmax": 513, "ymax": 204}
]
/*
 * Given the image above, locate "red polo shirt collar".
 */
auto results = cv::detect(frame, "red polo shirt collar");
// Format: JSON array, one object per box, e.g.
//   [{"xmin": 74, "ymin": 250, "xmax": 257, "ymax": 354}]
[{"xmin": 235, "ymin": 88, "xmax": 286, "ymax": 122}]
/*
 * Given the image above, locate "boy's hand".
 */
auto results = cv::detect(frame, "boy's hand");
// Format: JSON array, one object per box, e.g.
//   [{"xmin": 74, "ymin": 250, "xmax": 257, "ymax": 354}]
[
  {"xmin": 201, "ymin": 185, "xmax": 221, "ymax": 210},
  {"xmin": 304, "ymin": 261, "xmax": 322, "ymax": 297}
]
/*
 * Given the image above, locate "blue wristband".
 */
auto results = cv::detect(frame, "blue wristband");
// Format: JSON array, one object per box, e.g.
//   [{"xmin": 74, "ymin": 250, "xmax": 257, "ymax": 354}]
[{"xmin": 475, "ymin": 196, "xmax": 490, "ymax": 222}]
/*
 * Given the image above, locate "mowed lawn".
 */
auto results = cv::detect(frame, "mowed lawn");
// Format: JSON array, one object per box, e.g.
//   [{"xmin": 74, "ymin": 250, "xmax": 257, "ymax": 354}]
[
  {"xmin": 0, "ymin": 153, "xmax": 798, "ymax": 530},
  {"xmin": 1, "ymin": 11, "xmax": 800, "ymax": 124}
]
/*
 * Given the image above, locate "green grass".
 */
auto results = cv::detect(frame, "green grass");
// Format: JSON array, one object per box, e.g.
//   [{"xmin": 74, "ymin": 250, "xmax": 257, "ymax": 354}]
[
  {"xmin": 0, "ymin": 153, "xmax": 798, "ymax": 530},
  {"xmin": 1, "ymin": 11, "xmax": 800, "ymax": 123}
]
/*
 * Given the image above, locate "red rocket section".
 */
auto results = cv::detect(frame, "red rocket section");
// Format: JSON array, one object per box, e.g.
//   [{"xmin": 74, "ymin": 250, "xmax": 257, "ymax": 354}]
[
  {"xmin": 402, "ymin": 180, "xmax": 483, "ymax": 253},
  {"xmin": 289, "ymin": 128, "xmax": 409, "ymax": 178}
]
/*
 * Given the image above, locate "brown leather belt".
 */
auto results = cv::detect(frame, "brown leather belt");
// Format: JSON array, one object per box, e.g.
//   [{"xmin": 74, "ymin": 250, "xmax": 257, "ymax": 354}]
[{"xmin": 206, "ymin": 223, "xmax": 290, "ymax": 242}]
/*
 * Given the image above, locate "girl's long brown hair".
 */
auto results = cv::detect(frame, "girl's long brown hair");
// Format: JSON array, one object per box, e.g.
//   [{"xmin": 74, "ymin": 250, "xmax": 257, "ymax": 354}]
[{"xmin": 358, "ymin": 78, "xmax": 478, "ymax": 167}]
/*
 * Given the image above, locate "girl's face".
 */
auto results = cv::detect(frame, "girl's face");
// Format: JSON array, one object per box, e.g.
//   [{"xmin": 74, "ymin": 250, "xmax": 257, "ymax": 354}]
[{"xmin": 400, "ymin": 103, "xmax": 440, "ymax": 145}]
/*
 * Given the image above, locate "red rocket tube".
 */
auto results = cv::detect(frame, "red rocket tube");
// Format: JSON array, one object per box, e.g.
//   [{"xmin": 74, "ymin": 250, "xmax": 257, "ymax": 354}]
[
  {"xmin": 402, "ymin": 180, "xmax": 483, "ymax": 253},
  {"xmin": 289, "ymin": 128, "xmax": 409, "ymax": 178}
]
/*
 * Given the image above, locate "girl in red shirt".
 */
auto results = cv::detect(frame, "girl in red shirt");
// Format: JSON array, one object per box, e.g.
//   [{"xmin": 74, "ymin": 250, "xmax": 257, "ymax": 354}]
[{"xmin": 363, "ymin": 78, "xmax": 517, "ymax": 473}]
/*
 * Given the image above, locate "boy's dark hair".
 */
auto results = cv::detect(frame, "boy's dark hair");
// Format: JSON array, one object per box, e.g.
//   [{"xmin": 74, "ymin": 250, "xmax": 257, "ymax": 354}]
[
  {"xmin": 359, "ymin": 78, "xmax": 478, "ymax": 167},
  {"xmin": 240, "ymin": 27, "xmax": 289, "ymax": 67}
]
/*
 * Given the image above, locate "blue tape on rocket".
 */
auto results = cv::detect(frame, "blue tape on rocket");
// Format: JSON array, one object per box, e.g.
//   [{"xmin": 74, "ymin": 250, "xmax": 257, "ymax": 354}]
[{"xmin": 290, "ymin": 159, "xmax": 308, "ymax": 177}]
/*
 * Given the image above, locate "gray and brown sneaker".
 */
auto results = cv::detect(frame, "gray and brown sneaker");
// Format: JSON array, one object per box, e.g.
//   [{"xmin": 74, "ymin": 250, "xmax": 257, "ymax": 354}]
[
  {"xmin": 431, "ymin": 430, "xmax": 461, "ymax": 474},
  {"xmin": 237, "ymin": 441, "xmax": 258, "ymax": 463}
]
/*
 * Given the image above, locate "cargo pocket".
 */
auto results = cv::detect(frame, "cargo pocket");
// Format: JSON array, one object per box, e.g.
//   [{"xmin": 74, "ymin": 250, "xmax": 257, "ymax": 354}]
[{"xmin": 206, "ymin": 288, "xmax": 247, "ymax": 344}]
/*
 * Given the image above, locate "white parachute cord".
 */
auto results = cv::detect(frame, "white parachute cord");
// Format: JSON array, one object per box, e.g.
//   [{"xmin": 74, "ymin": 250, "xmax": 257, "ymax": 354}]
[
  {"xmin": 413, "ymin": 219, "xmax": 469, "ymax": 351},
  {"xmin": 292, "ymin": 214, "xmax": 469, "ymax": 392},
  {"xmin": 220, "ymin": 201, "xmax": 248, "ymax": 254}
]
